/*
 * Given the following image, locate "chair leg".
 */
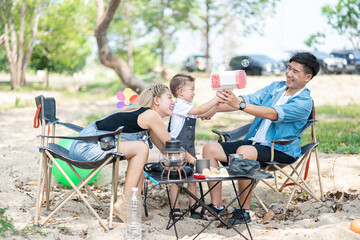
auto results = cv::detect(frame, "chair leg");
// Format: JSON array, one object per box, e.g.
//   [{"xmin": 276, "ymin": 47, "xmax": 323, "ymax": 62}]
[
  {"xmin": 274, "ymin": 163, "xmax": 321, "ymax": 210},
  {"xmin": 40, "ymin": 152, "xmax": 111, "ymax": 230},
  {"xmin": 44, "ymin": 157, "xmax": 50, "ymax": 211},
  {"xmin": 114, "ymin": 158, "xmax": 120, "ymax": 204},
  {"xmin": 253, "ymin": 191, "xmax": 269, "ymax": 212},
  {"xmin": 260, "ymin": 178, "xmax": 278, "ymax": 192},
  {"xmin": 34, "ymin": 152, "xmax": 46, "ymax": 225},
  {"xmin": 279, "ymin": 159, "xmax": 304, "ymax": 191},
  {"xmin": 252, "ymin": 180, "xmax": 269, "ymax": 212},
  {"xmin": 274, "ymin": 171, "xmax": 278, "ymax": 189},
  {"xmin": 51, "ymin": 157, "xmax": 109, "ymax": 230},
  {"xmin": 109, "ymin": 158, "xmax": 119, "ymax": 229},
  {"xmin": 68, "ymin": 164, "xmax": 109, "ymax": 214},
  {"xmin": 314, "ymin": 147, "xmax": 325, "ymax": 201},
  {"xmin": 46, "ymin": 125, "xmax": 56, "ymax": 210},
  {"xmin": 285, "ymin": 157, "xmax": 308, "ymax": 209}
]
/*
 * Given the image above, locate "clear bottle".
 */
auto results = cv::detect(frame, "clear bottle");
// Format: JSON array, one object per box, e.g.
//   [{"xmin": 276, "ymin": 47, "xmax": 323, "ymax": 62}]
[{"xmin": 126, "ymin": 187, "xmax": 142, "ymax": 240}]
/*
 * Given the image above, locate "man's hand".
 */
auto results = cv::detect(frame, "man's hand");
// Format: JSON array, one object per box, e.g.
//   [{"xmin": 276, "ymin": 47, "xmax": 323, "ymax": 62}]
[{"xmin": 217, "ymin": 89, "xmax": 241, "ymax": 109}]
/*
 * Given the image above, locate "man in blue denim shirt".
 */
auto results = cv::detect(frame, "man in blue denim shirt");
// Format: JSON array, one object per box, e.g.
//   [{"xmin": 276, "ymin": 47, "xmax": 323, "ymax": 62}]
[{"xmin": 202, "ymin": 52, "xmax": 320, "ymax": 225}]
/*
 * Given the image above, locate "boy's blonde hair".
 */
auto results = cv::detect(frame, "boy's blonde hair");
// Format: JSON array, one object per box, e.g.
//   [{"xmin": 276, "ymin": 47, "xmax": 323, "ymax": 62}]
[{"xmin": 169, "ymin": 73, "xmax": 195, "ymax": 97}]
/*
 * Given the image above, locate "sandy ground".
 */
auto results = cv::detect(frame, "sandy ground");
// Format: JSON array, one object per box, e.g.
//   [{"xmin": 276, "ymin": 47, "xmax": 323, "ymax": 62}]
[{"xmin": 0, "ymin": 74, "xmax": 360, "ymax": 239}]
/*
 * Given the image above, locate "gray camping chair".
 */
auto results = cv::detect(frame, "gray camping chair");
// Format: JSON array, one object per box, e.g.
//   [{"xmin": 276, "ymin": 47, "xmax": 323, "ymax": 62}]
[
  {"xmin": 212, "ymin": 103, "xmax": 324, "ymax": 211},
  {"xmin": 33, "ymin": 95, "xmax": 126, "ymax": 230}
]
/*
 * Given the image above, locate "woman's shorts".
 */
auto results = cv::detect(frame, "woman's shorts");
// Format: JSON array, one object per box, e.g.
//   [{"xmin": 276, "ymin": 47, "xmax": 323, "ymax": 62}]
[
  {"xmin": 69, "ymin": 121, "xmax": 151, "ymax": 162},
  {"xmin": 220, "ymin": 140, "xmax": 295, "ymax": 167}
]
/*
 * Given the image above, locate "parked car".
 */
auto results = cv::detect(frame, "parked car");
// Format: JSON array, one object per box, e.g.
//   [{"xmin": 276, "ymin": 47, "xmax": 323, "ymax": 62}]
[
  {"xmin": 228, "ymin": 54, "xmax": 286, "ymax": 76},
  {"xmin": 310, "ymin": 51, "xmax": 347, "ymax": 74},
  {"xmin": 331, "ymin": 50, "xmax": 360, "ymax": 74},
  {"xmin": 183, "ymin": 55, "xmax": 206, "ymax": 72}
]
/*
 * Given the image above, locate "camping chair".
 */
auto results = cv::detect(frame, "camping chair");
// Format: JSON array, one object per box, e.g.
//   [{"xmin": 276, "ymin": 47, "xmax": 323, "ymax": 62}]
[
  {"xmin": 33, "ymin": 95, "xmax": 126, "ymax": 230},
  {"xmin": 212, "ymin": 103, "xmax": 324, "ymax": 212}
]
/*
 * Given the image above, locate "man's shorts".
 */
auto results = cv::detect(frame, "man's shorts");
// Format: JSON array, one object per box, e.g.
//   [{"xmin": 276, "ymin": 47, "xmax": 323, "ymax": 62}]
[{"xmin": 220, "ymin": 140, "xmax": 295, "ymax": 167}]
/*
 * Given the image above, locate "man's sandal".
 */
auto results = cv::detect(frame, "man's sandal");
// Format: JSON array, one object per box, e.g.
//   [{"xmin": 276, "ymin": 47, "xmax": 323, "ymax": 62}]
[
  {"xmin": 190, "ymin": 203, "xmax": 207, "ymax": 219},
  {"xmin": 170, "ymin": 208, "xmax": 184, "ymax": 221}
]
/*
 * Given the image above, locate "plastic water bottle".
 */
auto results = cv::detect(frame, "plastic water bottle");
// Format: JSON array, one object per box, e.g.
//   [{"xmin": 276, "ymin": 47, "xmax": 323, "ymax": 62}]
[{"xmin": 126, "ymin": 187, "xmax": 142, "ymax": 240}]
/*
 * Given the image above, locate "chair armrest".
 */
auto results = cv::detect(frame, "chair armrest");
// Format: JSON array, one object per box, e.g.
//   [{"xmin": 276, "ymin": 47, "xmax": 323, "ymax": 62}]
[
  {"xmin": 272, "ymin": 138, "xmax": 295, "ymax": 146},
  {"xmin": 57, "ymin": 122, "xmax": 84, "ymax": 133},
  {"xmin": 38, "ymin": 126, "xmax": 124, "ymax": 142},
  {"xmin": 212, "ymin": 123, "xmax": 251, "ymax": 143},
  {"xmin": 271, "ymin": 120, "xmax": 318, "ymax": 146}
]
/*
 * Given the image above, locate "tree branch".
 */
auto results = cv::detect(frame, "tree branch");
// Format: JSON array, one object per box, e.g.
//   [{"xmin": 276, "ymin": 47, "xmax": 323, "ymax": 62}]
[{"xmin": 95, "ymin": 0, "xmax": 147, "ymax": 93}]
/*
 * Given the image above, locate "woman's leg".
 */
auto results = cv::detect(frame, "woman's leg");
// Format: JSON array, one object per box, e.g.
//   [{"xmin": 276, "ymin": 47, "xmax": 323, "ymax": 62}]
[
  {"xmin": 114, "ymin": 141, "xmax": 149, "ymax": 222},
  {"xmin": 119, "ymin": 141, "xmax": 149, "ymax": 194}
]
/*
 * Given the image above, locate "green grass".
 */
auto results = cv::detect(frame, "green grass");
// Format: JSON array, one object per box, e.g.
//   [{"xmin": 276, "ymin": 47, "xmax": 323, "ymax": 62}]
[
  {"xmin": 196, "ymin": 104, "xmax": 360, "ymax": 155},
  {"xmin": 0, "ymin": 207, "xmax": 48, "ymax": 237},
  {"xmin": 316, "ymin": 104, "xmax": 360, "ymax": 118},
  {"xmin": 301, "ymin": 105, "xmax": 360, "ymax": 154},
  {"xmin": 0, "ymin": 206, "xmax": 18, "ymax": 237},
  {"xmin": 302, "ymin": 120, "xmax": 360, "ymax": 154}
]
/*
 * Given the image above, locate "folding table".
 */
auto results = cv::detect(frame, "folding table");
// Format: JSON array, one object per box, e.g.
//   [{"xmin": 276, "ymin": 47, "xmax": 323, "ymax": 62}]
[{"xmin": 143, "ymin": 168, "xmax": 273, "ymax": 240}]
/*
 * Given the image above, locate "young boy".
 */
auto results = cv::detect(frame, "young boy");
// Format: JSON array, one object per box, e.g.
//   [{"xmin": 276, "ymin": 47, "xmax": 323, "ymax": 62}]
[{"xmin": 168, "ymin": 73, "xmax": 219, "ymax": 219}]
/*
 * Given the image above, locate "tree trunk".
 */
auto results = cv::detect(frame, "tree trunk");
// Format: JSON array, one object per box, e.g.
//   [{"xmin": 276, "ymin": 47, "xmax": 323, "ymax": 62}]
[
  {"xmin": 17, "ymin": 1, "xmax": 26, "ymax": 87},
  {"xmin": 0, "ymin": 0, "xmax": 45, "ymax": 88},
  {"xmin": 159, "ymin": 0, "xmax": 166, "ymax": 78},
  {"xmin": 1, "ymin": 17, "xmax": 16, "ymax": 89},
  {"xmin": 95, "ymin": 0, "xmax": 147, "ymax": 94},
  {"xmin": 205, "ymin": 0, "xmax": 211, "ymax": 73},
  {"xmin": 125, "ymin": 0, "xmax": 134, "ymax": 71},
  {"xmin": 21, "ymin": 0, "xmax": 45, "ymax": 86}
]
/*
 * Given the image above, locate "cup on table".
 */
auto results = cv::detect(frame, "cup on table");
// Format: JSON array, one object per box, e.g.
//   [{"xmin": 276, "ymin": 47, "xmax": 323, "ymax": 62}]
[
  {"xmin": 229, "ymin": 153, "xmax": 243, "ymax": 169},
  {"xmin": 196, "ymin": 158, "xmax": 210, "ymax": 174}
]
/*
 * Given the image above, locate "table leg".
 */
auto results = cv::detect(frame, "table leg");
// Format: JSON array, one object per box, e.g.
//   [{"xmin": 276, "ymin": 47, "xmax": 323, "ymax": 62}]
[
  {"xmin": 182, "ymin": 184, "xmax": 252, "ymax": 240},
  {"xmin": 165, "ymin": 184, "xmax": 182, "ymax": 239},
  {"xmin": 228, "ymin": 179, "xmax": 256, "ymax": 240}
]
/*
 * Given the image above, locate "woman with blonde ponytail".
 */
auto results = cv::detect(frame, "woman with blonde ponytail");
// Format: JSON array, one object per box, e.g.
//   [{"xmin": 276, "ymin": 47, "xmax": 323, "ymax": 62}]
[{"xmin": 69, "ymin": 83, "xmax": 196, "ymax": 222}]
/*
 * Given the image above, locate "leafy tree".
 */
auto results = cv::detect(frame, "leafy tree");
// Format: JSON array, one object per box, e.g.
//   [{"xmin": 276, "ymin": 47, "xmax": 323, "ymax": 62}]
[
  {"xmin": 106, "ymin": 0, "xmax": 160, "ymax": 75},
  {"xmin": 29, "ymin": 0, "xmax": 94, "ymax": 85},
  {"xmin": 195, "ymin": 0, "xmax": 279, "ymax": 72},
  {"xmin": 322, "ymin": 0, "xmax": 360, "ymax": 50},
  {"xmin": 0, "ymin": 49, "xmax": 9, "ymax": 72},
  {"xmin": 0, "ymin": 0, "xmax": 46, "ymax": 89},
  {"xmin": 304, "ymin": 32, "xmax": 326, "ymax": 50},
  {"xmin": 139, "ymin": 0, "xmax": 197, "ymax": 76}
]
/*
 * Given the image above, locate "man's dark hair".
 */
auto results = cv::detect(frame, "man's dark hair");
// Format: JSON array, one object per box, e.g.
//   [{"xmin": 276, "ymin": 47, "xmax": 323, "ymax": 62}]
[{"xmin": 289, "ymin": 52, "xmax": 320, "ymax": 79}]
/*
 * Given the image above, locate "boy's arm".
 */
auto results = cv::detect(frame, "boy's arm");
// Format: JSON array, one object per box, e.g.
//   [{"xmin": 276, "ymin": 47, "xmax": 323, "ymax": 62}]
[
  {"xmin": 198, "ymin": 104, "xmax": 218, "ymax": 119},
  {"xmin": 187, "ymin": 97, "xmax": 219, "ymax": 115}
]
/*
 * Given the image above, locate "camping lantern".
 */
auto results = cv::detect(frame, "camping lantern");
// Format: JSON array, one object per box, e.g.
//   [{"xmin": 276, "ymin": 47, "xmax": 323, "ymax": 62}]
[{"xmin": 159, "ymin": 139, "xmax": 187, "ymax": 181}]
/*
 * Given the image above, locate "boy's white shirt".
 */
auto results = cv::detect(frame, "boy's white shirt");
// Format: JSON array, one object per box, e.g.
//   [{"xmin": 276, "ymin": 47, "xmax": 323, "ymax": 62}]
[{"xmin": 169, "ymin": 98, "xmax": 198, "ymax": 139}]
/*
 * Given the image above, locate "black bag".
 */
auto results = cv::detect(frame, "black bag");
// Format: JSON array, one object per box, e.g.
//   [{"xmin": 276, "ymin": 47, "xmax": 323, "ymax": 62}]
[
  {"xmin": 144, "ymin": 162, "xmax": 194, "ymax": 178},
  {"xmin": 144, "ymin": 162, "xmax": 164, "ymax": 172},
  {"xmin": 98, "ymin": 136, "xmax": 115, "ymax": 151},
  {"xmin": 229, "ymin": 158, "xmax": 260, "ymax": 176}
]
